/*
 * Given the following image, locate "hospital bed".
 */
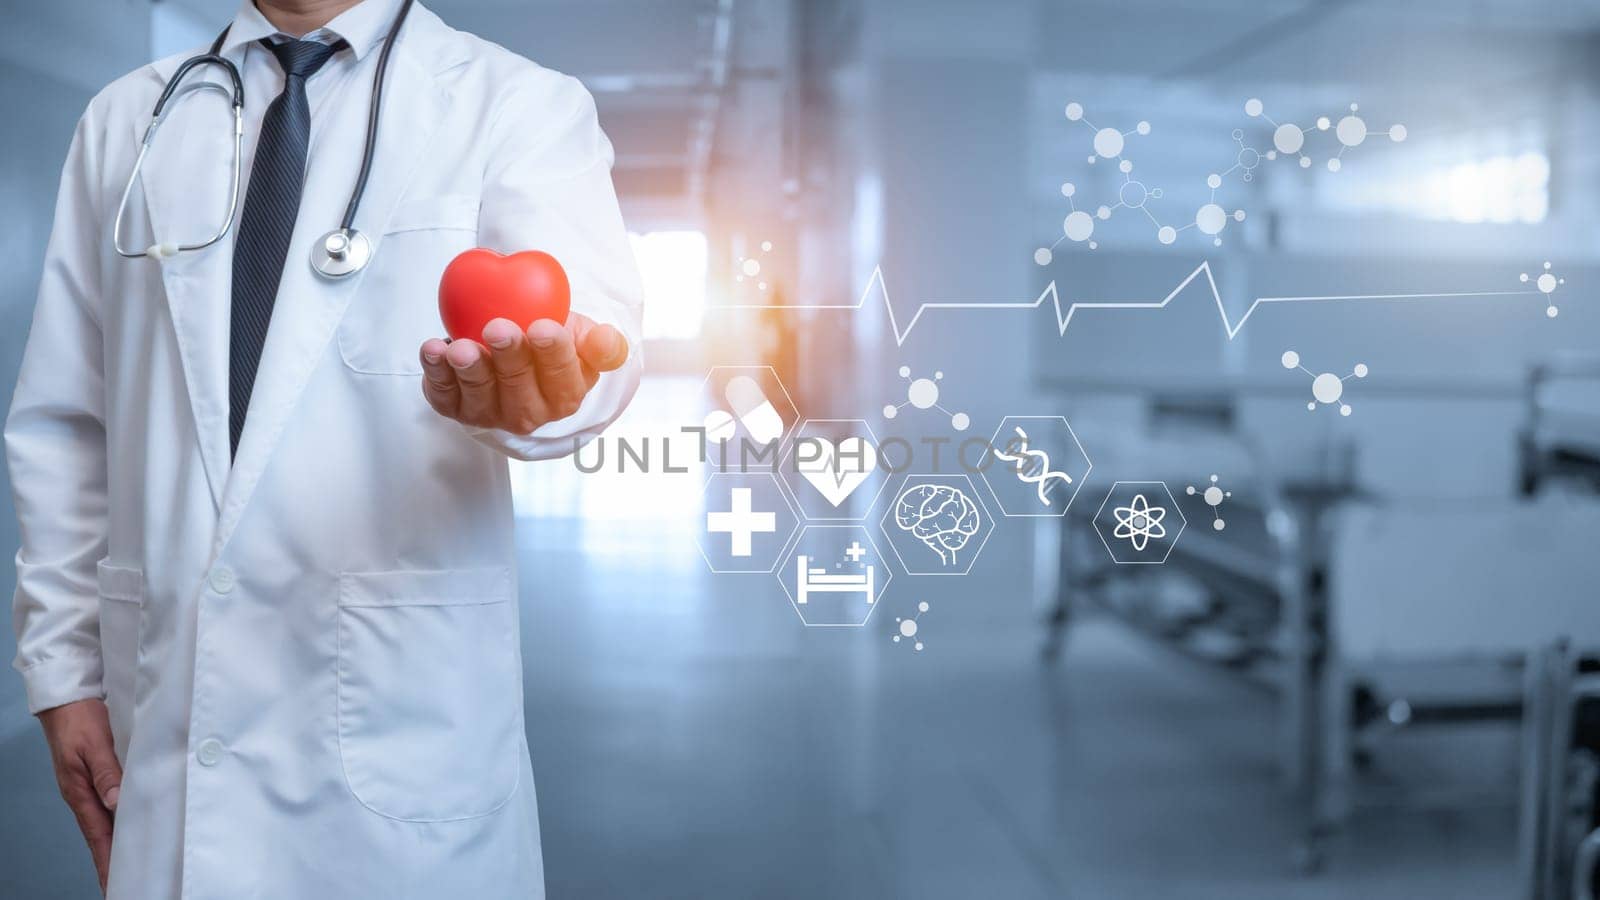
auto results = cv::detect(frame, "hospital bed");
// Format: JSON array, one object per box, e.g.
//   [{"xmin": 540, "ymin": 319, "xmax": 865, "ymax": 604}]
[
  {"xmin": 1518, "ymin": 642, "xmax": 1600, "ymax": 900},
  {"xmin": 1520, "ymin": 353, "xmax": 1600, "ymax": 496},
  {"xmin": 1041, "ymin": 388, "xmax": 1600, "ymax": 872},
  {"xmin": 795, "ymin": 554, "xmax": 876, "ymax": 606},
  {"xmin": 1516, "ymin": 355, "xmax": 1600, "ymax": 898}
]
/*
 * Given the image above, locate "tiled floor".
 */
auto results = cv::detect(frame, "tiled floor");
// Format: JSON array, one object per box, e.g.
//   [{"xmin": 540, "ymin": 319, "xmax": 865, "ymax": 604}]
[{"xmin": 0, "ymin": 388, "xmax": 1520, "ymax": 897}]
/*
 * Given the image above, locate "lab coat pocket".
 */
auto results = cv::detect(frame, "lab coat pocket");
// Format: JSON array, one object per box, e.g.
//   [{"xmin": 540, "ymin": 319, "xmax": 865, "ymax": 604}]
[
  {"xmin": 336, "ymin": 567, "xmax": 522, "ymax": 822},
  {"xmin": 96, "ymin": 560, "xmax": 144, "ymax": 757},
  {"xmin": 337, "ymin": 194, "xmax": 479, "ymax": 376}
]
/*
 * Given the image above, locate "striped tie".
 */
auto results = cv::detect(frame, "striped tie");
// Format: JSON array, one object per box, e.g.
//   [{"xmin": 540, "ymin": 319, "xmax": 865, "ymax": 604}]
[{"xmin": 229, "ymin": 39, "xmax": 343, "ymax": 458}]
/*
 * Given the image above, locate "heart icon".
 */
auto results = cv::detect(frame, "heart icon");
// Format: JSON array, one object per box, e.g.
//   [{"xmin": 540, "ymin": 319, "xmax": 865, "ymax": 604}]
[
  {"xmin": 797, "ymin": 437, "xmax": 878, "ymax": 507},
  {"xmin": 438, "ymin": 248, "xmax": 571, "ymax": 342}
]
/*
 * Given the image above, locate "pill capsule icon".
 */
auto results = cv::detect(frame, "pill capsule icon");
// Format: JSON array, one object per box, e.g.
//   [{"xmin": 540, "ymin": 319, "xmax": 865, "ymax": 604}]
[
  {"xmin": 703, "ymin": 408, "xmax": 737, "ymax": 444},
  {"xmin": 723, "ymin": 375, "xmax": 785, "ymax": 444}
]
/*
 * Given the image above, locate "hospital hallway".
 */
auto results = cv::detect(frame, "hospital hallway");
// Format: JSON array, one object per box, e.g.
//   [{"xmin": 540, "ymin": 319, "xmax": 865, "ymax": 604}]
[{"xmin": 0, "ymin": 378, "xmax": 1522, "ymax": 899}]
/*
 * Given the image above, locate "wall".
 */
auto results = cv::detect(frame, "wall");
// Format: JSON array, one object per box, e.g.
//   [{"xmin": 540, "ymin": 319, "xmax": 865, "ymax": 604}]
[{"xmin": 0, "ymin": 1, "xmax": 153, "ymax": 734}]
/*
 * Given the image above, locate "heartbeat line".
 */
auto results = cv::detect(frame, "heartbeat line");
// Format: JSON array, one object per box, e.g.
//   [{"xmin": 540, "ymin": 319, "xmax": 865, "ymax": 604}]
[{"xmin": 714, "ymin": 262, "xmax": 1542, "ymax": 346}]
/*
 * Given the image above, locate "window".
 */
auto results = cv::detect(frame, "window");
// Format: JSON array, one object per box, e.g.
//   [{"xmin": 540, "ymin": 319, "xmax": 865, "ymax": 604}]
[
  {"xmin": 1324, "ymin": 149, "xmax": 1550, "ymax": 225},
  {"xmin": 629, "ymin": 230, "xmax": 707, "ymax": 341},
  {"xmin": 1416, "ymin": 152, "xmax": 1549, "ymax": 224}
]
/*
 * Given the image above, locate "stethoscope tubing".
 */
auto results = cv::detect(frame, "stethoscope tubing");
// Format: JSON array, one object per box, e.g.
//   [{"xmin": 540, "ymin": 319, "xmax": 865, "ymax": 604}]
[{"xmin": 112, "ymin": 0, "xmax": 415, "ymax": 268}]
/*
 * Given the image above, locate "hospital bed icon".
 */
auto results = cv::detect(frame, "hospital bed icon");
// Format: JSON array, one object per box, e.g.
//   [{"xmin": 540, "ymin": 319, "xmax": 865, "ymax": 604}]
[{"xmin": 795, "ymin": 554, "xmax": 876, "ymax": 606}]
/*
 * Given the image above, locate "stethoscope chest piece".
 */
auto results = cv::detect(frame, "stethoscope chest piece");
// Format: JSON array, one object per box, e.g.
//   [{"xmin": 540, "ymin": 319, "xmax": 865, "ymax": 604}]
[{"xmin": 311, "ymin": 228, "xmax": 371, "ymax": 279}]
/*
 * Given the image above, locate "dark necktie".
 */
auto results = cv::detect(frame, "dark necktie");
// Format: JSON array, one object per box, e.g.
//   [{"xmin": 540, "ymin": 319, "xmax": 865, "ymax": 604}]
[{"xmin": 229, "ymin": 38, "xmax": 342, "ymax": 458}]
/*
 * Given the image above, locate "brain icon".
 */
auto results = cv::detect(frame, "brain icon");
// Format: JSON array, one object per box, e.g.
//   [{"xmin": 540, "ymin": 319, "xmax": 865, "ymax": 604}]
[{"xmin": 894, "ymin": 484, "xmax": 981, "ymax": 566}]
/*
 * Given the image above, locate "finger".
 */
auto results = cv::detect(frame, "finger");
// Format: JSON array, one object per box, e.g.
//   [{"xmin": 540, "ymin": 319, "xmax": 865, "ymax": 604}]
[
  {"xmin": 445, "ymin": 338, "xmax": 499, "ymax": 427},
  {"xmin": 80, "ymin": 733, "xmax": 122, "ymax": 813},
  {"xmin": 526, "ymin": 320, "xmax": 586, "ymax": 420},
  {"xmin": 482, "ymin": 319, "xmax": 542, "ymax": 434},
  {"xmin": 62, "ymin": 772, "xmax": 113, "ymax": 892},
  {"xmin": 574, "ymin": 320, "xmax": 630, "ymax": 374},
  {"xmin": 420, "ymin": 340, "xmax": 461, "ymax": 418}
]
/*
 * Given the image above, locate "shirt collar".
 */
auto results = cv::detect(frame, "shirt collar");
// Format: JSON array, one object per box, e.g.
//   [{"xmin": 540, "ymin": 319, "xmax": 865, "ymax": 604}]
[{"xmin": 219, "ymin": 0, "xmax": 404, "ymax": 61}]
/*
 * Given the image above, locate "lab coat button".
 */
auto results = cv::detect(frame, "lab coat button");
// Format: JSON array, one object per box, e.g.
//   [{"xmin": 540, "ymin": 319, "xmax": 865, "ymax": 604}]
[
  {"xmin": 196, "ymin": 738, "xmax": 226, "ymax": 767},
  {"xmin": 208, "ymin": 567, "xmax": 235, "ymax": 594}
]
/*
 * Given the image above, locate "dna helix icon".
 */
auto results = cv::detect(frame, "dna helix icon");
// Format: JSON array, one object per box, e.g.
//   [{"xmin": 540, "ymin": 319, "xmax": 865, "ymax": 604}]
[{"xmin": 991, "ymin": 426, "xmax": 1074, "ymax": 507}]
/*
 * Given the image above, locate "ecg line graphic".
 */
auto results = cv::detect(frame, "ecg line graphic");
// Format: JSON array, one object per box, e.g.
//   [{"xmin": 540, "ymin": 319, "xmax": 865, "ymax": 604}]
[{"xmin": 715, "ymin": 263, "xmax": 1543, "ymax": 347}]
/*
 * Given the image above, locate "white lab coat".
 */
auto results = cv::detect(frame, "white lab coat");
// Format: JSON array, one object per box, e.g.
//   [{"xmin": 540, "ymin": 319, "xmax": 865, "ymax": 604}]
[{"xmin": 6, "ymin": 3, "xmax": 643, "ymax": 897}]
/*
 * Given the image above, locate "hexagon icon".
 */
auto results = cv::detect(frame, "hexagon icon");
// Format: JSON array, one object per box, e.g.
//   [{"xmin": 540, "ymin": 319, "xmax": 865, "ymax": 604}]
[
  {"xmin": 777, "ymin": 525, "xmax": 892, "ymax": 627},
  {"xmin": 979, "ymin": 416, "xmax": 1093, "ymax": 517},
  {"xmin": 699, "ymin": 365, "xmax": 799, "ymax": 473},
  {"xmin": 878, "ymin": 474, "xmax": 994, "ymax": 575},
  {"xmin": 697, "ymin": 472, "xmax": 800, "ymax": 574},
  {"xmin": 778, "ymin": 419, "xmax": 891, "ymax": 521},
  {"xmin": 1092, "ymin": 481, "xmax": 1186, "ymax": 565}
]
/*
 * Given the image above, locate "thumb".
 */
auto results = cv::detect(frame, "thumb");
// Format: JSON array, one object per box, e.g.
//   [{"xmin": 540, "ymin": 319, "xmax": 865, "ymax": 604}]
[
  {"xmin": 576, "ymin": 322, "xmax": 629, "ymax": 372},
  {"xmin": 81, "ymin": 735, "xmax": 123, "ymax": 811}
]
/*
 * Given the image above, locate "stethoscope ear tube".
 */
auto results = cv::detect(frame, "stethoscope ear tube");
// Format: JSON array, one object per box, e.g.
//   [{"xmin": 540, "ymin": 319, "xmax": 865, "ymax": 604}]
[
  {"xmin": 121, "ymin": 0, "xmax": 415, "ymax": 276},
  {"xmin": 113, "ymin": 58, "xmax": 244, "ymax": 259},
  {"xmin": 152, "ymin": 53, "xmax": 244, "ymax": 119}
]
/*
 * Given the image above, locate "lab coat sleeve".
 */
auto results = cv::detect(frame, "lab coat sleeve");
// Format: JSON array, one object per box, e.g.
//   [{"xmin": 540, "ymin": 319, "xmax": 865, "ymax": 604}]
[
  {"xmin": 466, "ymin": 72, "xmax": 644, "ymax": 461},
  {"xmin": 5, "ymin": 105, "xmax": 111, "ymax": 714}
]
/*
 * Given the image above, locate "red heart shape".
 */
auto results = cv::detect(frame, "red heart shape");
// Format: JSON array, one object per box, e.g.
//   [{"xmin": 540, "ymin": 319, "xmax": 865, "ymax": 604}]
[{"xmin": 438, "ymin": 248, "xmax": 571, "ymax": 342}]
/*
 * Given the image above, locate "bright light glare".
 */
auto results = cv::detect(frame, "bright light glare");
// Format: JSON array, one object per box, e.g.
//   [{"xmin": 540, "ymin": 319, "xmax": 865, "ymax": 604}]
[
  {"xmin": 1423, "ymin": 152, "xmax": 1549, "ymax": 224},
  {"xmin": 629, "ymin": 231, "xmax": 707, "ymax": 341},
  {"xmin": 1326, "ymin": 150, "xmax": 1549, "ymax": 225}
]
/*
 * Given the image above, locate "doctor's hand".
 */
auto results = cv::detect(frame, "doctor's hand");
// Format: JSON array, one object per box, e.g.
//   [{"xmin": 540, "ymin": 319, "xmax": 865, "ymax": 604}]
[
  {"xmin": 418, "ymin": 315, "xmax": 629, "ymax": 435},
  {"xmin": 38, "ymin": 698, "xmax": 121, "ymax": 894}
]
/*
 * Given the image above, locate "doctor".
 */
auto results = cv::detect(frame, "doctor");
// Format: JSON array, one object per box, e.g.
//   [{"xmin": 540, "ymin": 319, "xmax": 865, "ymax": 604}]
[{"xmin": 7, "ymin": 0, "xmax": 642, "ymax": 896}]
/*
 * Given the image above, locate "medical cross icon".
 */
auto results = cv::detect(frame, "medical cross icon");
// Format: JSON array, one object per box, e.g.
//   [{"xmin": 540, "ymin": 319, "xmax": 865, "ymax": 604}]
[
  {"xmin": 844, "ymin": 541, "xmax": 867, "ymax": 562},
  {"xmin": 707, "ymin": 487, "xmax": 777, "ymax": 557}
]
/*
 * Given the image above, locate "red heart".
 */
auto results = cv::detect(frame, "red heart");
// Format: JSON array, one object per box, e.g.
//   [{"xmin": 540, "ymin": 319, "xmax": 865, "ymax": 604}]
[{"xmin": 438, "ymin": 248, "xmax": 571, "ymax": 342}]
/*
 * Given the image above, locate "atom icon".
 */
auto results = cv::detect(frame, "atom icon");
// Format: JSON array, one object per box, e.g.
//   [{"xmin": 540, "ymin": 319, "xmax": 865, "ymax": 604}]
[
  {"xmin": 1186, "ymin": 475, "xmax": 1231, "ymax": 531},
  {"xmin": 1521, "ymin": 262, "xmax": 1565, "ymax": 318},
  {"xmin": 883, "ymin": 367, "xmax": 970, "ymax": 431},
  {"xmin": 893, "ymin": 601, "xmax": 930, "ymax": 651},
  {"xmin": 1281, "ymin": 350, "xmax": 1368, "ymax": 416},
  {"xmin": 1112, "ymin": 493, "xmax": 1168, "ymax": 552}
]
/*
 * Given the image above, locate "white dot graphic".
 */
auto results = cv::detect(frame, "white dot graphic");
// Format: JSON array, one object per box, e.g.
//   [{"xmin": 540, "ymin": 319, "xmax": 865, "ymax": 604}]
[
  {"xmin": 1274, "ymin": 124, "xmax": 1305, "ymax": 155},
  {"xmin": 1094, "ymin": 128, "xmax": 1125, "ymax": 159},
  {"xmin": 1196, "ymin": 203, "xmax": 1227, "ymax": 235},
  {"xmin": 1064, "ymin": 211, "xmax": 1095, "ymax": 242},
  {"xmin": 1336, "ymin": 115, "xmax": 1367, "ymax": 147}
]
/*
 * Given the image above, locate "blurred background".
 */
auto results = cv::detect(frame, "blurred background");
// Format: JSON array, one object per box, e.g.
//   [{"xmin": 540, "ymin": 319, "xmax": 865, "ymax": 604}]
[{"xmin": 3, "ymin": 0, "xmax": 1600, "ymax": 897}]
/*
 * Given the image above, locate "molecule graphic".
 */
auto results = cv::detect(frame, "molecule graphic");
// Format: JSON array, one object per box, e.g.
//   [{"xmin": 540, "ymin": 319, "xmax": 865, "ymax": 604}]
[
  {"xmin": 1243, "ymin": 98, "xmax": 1406, "ymax": 172},
  {"xmin": 1035, "ymin": 103, "xmax": 1157, "ymax": 262},
  {"xmin": 735, "ymin": 240, "xmax": 773, "ymax": 291},
  {"xmin": 1065, "ymin": 101, "xmax": 1150, "ymax": 164},
  {"xmin": 893, "ymin": 601, "xmax": 931, "ymax": 652},
  {"xmin": 1281, "ymin": 350, "xmax": 1368, "ymax": 416},
  {"xmin": 1112, "ymin": 493, "xmax": 1168, "ymax": 552},
  {"xmin": 1227, "ymin": 129, "xmax": 1276, "ymax": 182},
  {"xmin": 991, "ymin": 426, "xmax": 1073, "ymax": 507},
  {"xmin": 1521, "ymin": 262, "xmax": 1566, "ymax": 318},
  {"xmin": 1037, "ymin": 101, "xmax": 1258, "ymax": 260},
  {"xmin": 883, "ymin": 367, "xmax": 970, "ymax": 431},
  {"xmin": 1186, "ymin": 475, "xmax": 1231, "ymax": 531}
]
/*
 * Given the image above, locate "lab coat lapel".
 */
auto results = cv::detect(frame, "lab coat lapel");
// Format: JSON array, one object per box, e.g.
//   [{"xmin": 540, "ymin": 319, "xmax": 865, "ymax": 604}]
[
  {"xmin": 214, "ymin": 30, "xmax": 446, "ymax": 554},
  {"xmin": 136, "ymin": 61, "xmax": 237, "ymax": 515}
]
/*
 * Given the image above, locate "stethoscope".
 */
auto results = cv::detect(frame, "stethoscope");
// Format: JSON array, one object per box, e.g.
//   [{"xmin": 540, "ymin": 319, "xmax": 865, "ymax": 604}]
[{"xmin": 111, "ymin": 0, "xmax": 415, "ymax": 280}]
